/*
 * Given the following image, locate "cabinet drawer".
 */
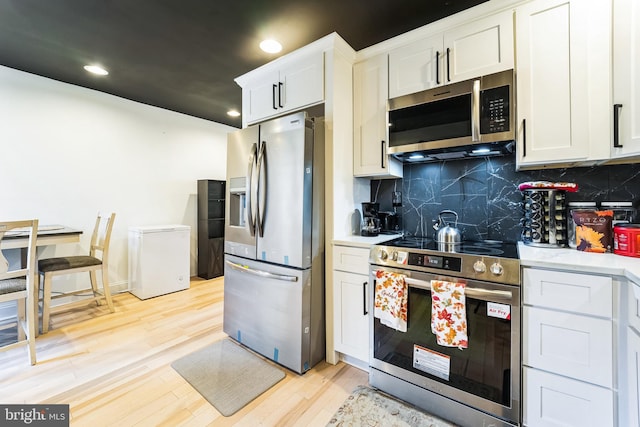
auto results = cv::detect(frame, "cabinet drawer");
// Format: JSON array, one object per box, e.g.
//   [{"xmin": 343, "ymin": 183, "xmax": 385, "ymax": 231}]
[
  {"xmin": 523, "ymin": 306, "xmax": 613, "ymax": 387},
  {"xmin": 628, "ymin": 281, "xmax": 640, "ymax": 333},
  {"xmin": 523, "ymin": 268, "xmax": 612, "ymax": 317},
  {"xmin": 333, "ymin": 245, "xmax": 370, "ymax": 275},
  {"xmin": 523, "ymin": 367, "xmax": 614, "ymax": 427}
]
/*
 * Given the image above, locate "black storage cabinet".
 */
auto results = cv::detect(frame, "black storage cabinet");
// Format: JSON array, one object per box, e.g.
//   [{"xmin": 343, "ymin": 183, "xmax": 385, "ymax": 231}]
[{"xmin": 197, "ymin": 179, "xmax": 225, "ymax": 279}]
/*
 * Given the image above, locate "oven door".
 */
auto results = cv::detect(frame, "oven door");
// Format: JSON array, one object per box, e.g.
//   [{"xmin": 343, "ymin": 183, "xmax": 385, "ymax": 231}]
[{"xmin": 369, "ymin": 265, "xmax": 520, "ymax": 425}]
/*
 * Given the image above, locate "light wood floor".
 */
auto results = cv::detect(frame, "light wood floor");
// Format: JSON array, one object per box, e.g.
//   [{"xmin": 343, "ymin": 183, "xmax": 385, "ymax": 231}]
[{"xmin": 0, "ymin": 277, "xmax": 368, "ymax": 426}]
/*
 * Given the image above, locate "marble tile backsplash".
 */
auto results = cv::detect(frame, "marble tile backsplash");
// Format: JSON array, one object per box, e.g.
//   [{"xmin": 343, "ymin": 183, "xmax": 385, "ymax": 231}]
[{"xmin": 370, "ymin": 153, "xmax": 640, "ymax": 243}]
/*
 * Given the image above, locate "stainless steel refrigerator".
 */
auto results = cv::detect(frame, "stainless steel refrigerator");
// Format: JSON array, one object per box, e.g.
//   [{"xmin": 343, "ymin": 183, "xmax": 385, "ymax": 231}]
[{"xmin": 223, "ymin": 111, "xmax": 324, "ymax": 374}]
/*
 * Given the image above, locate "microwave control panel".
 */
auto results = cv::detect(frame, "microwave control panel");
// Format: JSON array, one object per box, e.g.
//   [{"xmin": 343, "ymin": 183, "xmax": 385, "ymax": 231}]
[{"xmin": 480, "ymin": 85, "xmax": 510, "ymax": 134}]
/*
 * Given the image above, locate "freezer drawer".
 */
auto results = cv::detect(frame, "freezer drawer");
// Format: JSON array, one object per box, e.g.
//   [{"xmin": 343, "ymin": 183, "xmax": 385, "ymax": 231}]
[{"xmin": 223, "ymin": 254, "xmax": 323, "ymax": 374}]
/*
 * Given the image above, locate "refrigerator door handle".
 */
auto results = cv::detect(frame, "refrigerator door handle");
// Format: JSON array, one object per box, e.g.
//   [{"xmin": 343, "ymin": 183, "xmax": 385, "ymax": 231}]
[
  {"xmin": 247, "ymin": 143, "xmax": 258, "ymax": 236},
  {"xmin": 256, "ymin": 141, "xmax": 267, "ymax": 237},
  {"xmin": 225, "ymin": 259, "xmax": 299, "ymax": 282}
]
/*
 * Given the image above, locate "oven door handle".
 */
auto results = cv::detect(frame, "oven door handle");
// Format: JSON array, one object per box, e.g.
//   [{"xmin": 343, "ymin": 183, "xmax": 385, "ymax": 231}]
[{"xmin": 405, "ymin": 277, "xmax": 513, "ymax": 303}]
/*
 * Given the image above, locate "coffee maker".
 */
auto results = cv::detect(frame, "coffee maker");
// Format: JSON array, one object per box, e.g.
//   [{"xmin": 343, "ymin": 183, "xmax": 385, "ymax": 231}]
[{"xmin": 361, "ymin": 202, "xmax": 381, "ymax": 236}]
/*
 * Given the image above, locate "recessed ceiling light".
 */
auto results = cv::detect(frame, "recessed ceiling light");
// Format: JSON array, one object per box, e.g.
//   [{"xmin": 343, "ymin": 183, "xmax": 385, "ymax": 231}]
[
  {"xmin": 227, "ymin": 109, "xmax": 241, "ymax": 117},
  {"xmin": 259, "ymin": 39, "xmax": 282, "ymax": 54},
  {"xmin": 84, "ymin": 65, "xmax": 109, "ymax": 76}
]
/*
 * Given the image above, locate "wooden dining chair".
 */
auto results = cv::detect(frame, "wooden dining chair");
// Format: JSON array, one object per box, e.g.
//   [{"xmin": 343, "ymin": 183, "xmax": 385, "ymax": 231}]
[
  {"xmin": 0, "ymin": 219, "xmax": 39, "ymax": 365},
  {"xmin": 38, "ymin": 212, "xmax": 116, "ymax": 334}
]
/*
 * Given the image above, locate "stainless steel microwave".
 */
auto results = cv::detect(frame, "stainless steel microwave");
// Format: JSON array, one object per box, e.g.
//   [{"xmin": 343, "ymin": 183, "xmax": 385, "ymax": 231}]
[{"xmin": 387, "ymin": 69, "xmax": 515, "ymax": 162}]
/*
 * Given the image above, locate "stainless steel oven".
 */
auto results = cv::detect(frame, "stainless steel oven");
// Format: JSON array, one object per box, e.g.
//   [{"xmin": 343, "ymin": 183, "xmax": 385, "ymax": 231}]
[{"xmin": 369, "ymin": 238, "xmax": 521, "ymax": 427}]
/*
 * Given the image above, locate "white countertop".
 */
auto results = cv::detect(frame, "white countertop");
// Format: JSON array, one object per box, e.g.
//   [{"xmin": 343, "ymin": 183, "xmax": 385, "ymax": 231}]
[
  {"xmin": 333, "ymin": 233, "xmax": 403, "ymax": 248},
  {"xmin": 518, "ymin": 242, "xmax": 640, "ymax": 284}
]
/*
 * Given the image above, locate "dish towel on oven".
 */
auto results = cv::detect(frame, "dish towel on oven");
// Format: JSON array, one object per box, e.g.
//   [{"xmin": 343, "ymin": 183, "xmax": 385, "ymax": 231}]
[
  {"xmin": 374, "ymin": 270, "xmax": 408, "ymax": 332},
  {"xmin": 431, "ymin": 280, "xmax": 468, "ymax": 349}
]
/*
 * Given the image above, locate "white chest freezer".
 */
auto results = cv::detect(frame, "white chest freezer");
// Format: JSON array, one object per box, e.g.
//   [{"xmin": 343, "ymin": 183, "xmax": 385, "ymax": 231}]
[{"xmin": 128, "ymin": 224, "xmax": 190, "ymax": 299}]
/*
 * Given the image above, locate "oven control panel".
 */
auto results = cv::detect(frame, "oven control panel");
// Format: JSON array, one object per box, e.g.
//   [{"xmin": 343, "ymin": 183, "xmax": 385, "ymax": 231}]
[
  {"xmin": 407, "ymin": 252, "xmax": 462, "ymax": 272},
  {"xmin": 372, "ymin": 246, "xmax": 521, "ymax": 285}
]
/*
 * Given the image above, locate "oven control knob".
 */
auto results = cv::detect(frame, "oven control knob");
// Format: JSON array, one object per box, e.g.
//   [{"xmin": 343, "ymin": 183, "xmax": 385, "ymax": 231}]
[
  {"xmin": 378, "ymin": 249, "xmax": 388, "ymax": 261},
  {"xmin": 391, "ymin": 251, "xmax": 398, "ymax": 261},
  {"xmin": 490, "ymin": 262, "xmax": 504, "ymax": 276},
  {"xmin": 473, "ymin": 260, "xmax": 486, "ymax": 273}
]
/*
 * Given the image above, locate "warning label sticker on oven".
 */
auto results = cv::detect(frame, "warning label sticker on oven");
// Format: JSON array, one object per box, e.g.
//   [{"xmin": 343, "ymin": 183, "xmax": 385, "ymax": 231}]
[
  {"xmin": 413, "ymin": 344, "xmax": 450, "ymax": 381},
  {"xmin": 487, "ymin": 302, "xmax": 511, "ymax": 320}
]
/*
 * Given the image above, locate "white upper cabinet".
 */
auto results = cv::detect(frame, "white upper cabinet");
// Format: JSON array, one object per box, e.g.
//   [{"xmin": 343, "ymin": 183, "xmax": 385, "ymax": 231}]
[
  {"xmin": 353, "ymin": 54, "xmax": 402, "ymax": 178},
  {"xmin": 388, "ymin": 9, "xmax": 514, "ymax": 99},
  {"xmin": 239, "ymin": 50, "xmax": 324, "ymax": 125},
  {"xmin": 515, "ymin": 0, "xmax": 611, "ymax": 169},
  {"xmin": 611, "ymin": 0, "xmax": 640, "ymax": 160}
]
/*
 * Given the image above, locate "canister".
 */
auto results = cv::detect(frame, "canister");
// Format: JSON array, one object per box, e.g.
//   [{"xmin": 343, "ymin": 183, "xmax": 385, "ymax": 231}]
[
  {"xmin": 613, "ymin": 224, "xmax": 640, "ymax": 257},
  {"xmin": 600, "ymin": 201, "xmax": 636, "ymax": 225},
  {"xmin": 567, "ymin": 201, "xmax": 597, "ymax": 248}
]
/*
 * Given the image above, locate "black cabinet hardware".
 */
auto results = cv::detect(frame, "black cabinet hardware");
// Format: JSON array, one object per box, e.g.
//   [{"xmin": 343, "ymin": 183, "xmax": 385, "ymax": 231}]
[
  {"xmin": 614, "ymin": 104, "xmax": 623, "ymax": 148},
  {"xmin": 363, "ymin": 281, "xmax": 368, "ymax": 315},
  {"xmin": 436, "ymin": 51, "xmax": 440, "ymax": 85}
]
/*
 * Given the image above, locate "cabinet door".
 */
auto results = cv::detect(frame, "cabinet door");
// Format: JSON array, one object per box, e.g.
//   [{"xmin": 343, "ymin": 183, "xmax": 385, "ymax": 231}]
[
  {"xmin": 612, "ymin": 0, "xmax": 640, "ymax": 158},
  {"xmin": 515, "ymin": 0, "xmax": 610, "ymax": 168},
  {"xmin": 388, "ymin": 34, "xmax": 442, "ymax": 99},
  {"xmin": 244, "ymin": 69, "xmax": 281, "ymax": 124},
  {"xmin": 443, "ymin": 9, "xmax": 514, "ymax": 83},
  {"xmin": 624, "ymin": 328, "xmax": 640, "ymax": 427},
  {"xmin": 243, "ymin": 52, "xmax": 324, "ymax": 125},
  {"xmin": 524, "ymin": 306, "xmax": 613, "ymax": 387},
  {"xmin": 353, "ymin": 55, "xmax": 402, "ymax": 178},
  {"xmin": 280, "ymin": 51, "xmax": 324, "ymax": 114},
  {"xmin": 629, "ymin": 281, "xmax": 640, "ymax": 333},
  {"xmin": 523, "ymin": 367, "xmax": 614, "ymax": 427},
  {"xmin": 333, "ymin": 270, "xmax": 370, "ymax": 362}
]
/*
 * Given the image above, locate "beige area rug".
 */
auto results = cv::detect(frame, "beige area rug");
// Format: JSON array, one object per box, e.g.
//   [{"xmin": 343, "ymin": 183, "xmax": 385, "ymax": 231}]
[
  {"xmin": 171, "ymin": 338, "xmax": 285, "ymax": 416},
  {"xmin": 327, "ymin": 385, "xmax": 459, "ymax": 427}
]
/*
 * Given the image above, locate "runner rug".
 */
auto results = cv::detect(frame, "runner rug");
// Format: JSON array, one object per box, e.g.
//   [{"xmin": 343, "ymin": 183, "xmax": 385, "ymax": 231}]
[{"xmin": 327, "ymin": 385, "xmax": 458, "ymax": 427}]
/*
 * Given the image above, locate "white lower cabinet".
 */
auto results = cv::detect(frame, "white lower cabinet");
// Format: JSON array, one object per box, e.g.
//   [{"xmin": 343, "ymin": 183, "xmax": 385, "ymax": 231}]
[
  {"xmin": 621, "ymin": 281, "xmax": 640, "ymax": 427},
  {"xmin": 522, "ymin": 267, "xmax": 615, "ymax": 426},
  {"xmin": 523, "ymin": 367, "xmax": 614, "ymax": 427},
  {"xmin": 332, "ymin": 245, "xmax": 371, "ymax": 365}
]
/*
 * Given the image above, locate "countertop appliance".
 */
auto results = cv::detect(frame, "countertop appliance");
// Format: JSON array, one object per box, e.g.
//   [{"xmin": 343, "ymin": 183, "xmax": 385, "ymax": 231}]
[
  {"xmin": 387, "ymin": 69, "xmax": 515, "ymax": 162},
  {"xmin": 128, "ymin": 225, "xmax": 190, "ymax": 300},
  {"xmin": 369, "ymin": 236, "xmax": 521, "ymax": 426},
  {"xmin": 223, "ymin": 111, "xmax": 325, "ymax": 374},
  {"xmin": 361, "ymin": 202, "xmax": 380, "ymax": 236}
]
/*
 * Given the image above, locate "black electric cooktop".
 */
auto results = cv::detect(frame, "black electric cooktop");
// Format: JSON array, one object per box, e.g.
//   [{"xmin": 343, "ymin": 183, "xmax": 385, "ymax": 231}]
[{"xmin": 381, "ymin": 236, "xmax": 520, "ymax": 259}]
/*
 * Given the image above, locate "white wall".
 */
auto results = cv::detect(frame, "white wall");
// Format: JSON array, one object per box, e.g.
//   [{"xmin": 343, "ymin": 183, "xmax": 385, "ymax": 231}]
[{"xmin": 0, "ymin": 65, "xmax": 234, "ymax": 296}]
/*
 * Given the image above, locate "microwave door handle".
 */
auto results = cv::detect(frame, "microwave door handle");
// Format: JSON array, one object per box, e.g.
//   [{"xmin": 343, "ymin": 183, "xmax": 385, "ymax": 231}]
[
  {"xmin": 247, "ymin": 143, "xmax": 258, "ymax": 236},
  {"xmin": 471, "ymin": 79, "xmax": 481, "ymax": 142}
]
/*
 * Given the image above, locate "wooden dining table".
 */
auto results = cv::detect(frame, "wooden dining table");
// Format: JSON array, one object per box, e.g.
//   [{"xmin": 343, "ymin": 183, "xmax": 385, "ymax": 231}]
[
  {"xmin": 1, "ymin": 225, "xmax": 83, "ymax": 265},
  {"xmin": 1, "ymin": 224, "xmax": 82, "ymax": 249}
]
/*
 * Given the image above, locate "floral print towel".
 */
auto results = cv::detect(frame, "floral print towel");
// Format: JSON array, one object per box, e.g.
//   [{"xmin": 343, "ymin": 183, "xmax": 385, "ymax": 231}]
[
  {"xmin": 374, "ymin": 270, "xmax": 408, "ymax": 332},
  {"xmin": 431, "ymin": 280, "xmax": 468, "ymax": 349}
]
